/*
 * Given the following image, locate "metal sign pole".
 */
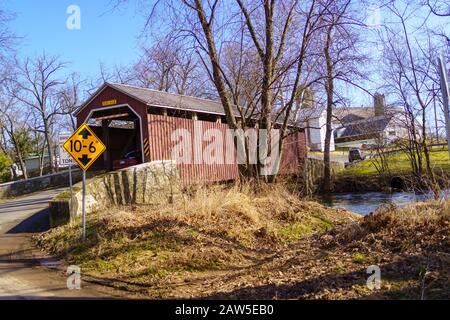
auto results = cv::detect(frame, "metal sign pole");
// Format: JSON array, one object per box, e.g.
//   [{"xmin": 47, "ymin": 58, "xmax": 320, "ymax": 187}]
[
  {"xmin": 69, "ymin": 165, "xmax": 74, "ymax": 223},
  {"xmin": 438, "ymin": 55, "xmax": 450, "ymax": 157},
  {"xmin": 82, "ymin": 170, "xmax": 86, "ymax": 242},
  {"xmin": 62, "ymin": 124, "xmax": 105, "ymax": 243}
]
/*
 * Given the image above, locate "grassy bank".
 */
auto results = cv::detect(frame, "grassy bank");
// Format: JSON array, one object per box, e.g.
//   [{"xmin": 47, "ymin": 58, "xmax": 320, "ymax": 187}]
[
  {"xmin": 343, "ymin": 149, "xmax": 449, "ymax": 176},
  {"xmin": 37, "ymin": 185, "xmax": 449, "ymax": 299}
]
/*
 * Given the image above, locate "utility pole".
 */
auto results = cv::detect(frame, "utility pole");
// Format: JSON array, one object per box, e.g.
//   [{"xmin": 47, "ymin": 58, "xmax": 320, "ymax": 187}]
[
  {"xmin": 433, "ymin": 90, "xmax": 439, "ymax": 144},
  {"xmin": 438, "ymin": 55, "xmax": 450, "ymax": 157}
]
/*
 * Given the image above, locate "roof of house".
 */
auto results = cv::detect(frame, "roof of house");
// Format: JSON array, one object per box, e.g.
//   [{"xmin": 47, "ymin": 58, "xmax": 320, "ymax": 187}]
[
  {"xmin": 334, "ymin": 115, "xmax": 394, "ymax": 140},
  {"xmin": 75, "ymin": 83, "xmax": 234, "ymax": 117},
  {"xmin": 298, "ymin": 106, "xmax": 390, "ymax": 123},
  {"xmin": 333, "ymin": 107, "xmax": 374, "ymax": 123},
  {"xmin": 295, "ymin": 107, "xmax": 324, "ymax": 123},
  {"xmin": 333, "ymin": 106, "xmax": 403, "ymax": 125}
]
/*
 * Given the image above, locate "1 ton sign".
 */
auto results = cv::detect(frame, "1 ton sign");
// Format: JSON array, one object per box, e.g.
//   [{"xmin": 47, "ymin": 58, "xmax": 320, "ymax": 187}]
[{"xmin": 58, "ymin": 134, "xmax": 76, "ymax": 168}]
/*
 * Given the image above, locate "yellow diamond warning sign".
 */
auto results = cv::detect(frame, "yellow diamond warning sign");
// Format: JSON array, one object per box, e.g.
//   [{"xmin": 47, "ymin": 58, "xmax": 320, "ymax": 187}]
[{"xmin": 63, "ymin": 123, "xmax": 106, "ymax": 171}]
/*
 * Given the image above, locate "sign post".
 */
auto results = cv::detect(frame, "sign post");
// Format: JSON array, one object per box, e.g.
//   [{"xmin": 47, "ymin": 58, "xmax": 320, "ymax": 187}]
[
  {"xmin": 63, "ymin": 123, "xmax": 106, "ymax": 242},
  {"xmin": 69, "ymin": 165, "xmax": 74, "ymax": 222},
  {"xmin": 82, "ymin": 170, "xmax": 86, "ymax": 241},
  {"xmin": 59, "ymin": 134, "xmax": 76, "ymax": 223}
]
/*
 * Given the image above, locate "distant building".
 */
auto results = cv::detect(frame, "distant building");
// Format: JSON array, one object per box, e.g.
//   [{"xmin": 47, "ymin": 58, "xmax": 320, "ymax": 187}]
[
  {"xmin": 12, "ymin": 154, "xmax": 51, "ymax": 178},
  {"xmin": 333, "ymin": 93, "xmax": 408, "ymax": 149},
  {"xmin": 24, "ymin": 154, "xmax": 51, "ymax": 174},
  {"xmin": 297, "ymin": 88, "xmax": 335, "ymax": 152},
  {"xmin": 299, "ymin": 93, "xmax": 408, "ymax": 151},
  {"xmin": 300, "ymin": 108, "xmax": 335, "ymax": 152}
]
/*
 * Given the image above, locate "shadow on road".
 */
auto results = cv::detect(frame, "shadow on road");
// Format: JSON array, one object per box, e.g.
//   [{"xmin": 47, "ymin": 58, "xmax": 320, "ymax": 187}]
[{"xmin": 6, "ymin": 208, "xmax": 50, "ymax": 234}]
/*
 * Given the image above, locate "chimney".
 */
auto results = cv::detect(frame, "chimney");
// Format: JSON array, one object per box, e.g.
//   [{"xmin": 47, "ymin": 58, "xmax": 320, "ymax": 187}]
[{"xmin": 374, "ymin": 93, "xmax": 385, "ymax": 116}]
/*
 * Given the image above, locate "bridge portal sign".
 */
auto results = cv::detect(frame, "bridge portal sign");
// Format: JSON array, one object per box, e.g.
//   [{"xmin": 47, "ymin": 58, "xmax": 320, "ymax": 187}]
[{"xmin": 63, "ymin": 123, "xmax": 106, "ymax": 171}]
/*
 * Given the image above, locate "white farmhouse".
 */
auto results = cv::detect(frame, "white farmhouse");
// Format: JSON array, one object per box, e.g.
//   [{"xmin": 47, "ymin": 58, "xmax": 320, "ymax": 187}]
[
  {"xmin": 333, "ymin": 94, "xmax": 408, "ymax": 149},
  {"xmin": 299, "ymin": 93, "xmax": 408, "ymax": 151}
]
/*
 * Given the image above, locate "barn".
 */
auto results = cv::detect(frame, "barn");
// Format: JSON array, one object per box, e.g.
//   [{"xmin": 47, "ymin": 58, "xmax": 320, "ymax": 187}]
[{"xmin": 74, "ymin": 83, "xmax": 307, "ymax": 184}]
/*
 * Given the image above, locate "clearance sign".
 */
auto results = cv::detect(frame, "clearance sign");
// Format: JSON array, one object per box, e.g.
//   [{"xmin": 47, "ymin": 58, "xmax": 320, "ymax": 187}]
[
  {"xmin": 63, "ymin": 123, "xmax": 106, "ymax": 171},
  {"xmin": 62, "ymin": 123, "xmax": 106, "ymax": 242}
]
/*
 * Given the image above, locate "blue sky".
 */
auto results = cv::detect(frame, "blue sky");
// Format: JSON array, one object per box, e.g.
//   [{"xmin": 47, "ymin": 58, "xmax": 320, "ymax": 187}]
[
  {"xmin": 5, "ymin": 0, "xmax": 146, "ymax": 78},
  {"xmin": 3, "ymin": 1, "xmax": 448, "ymax": 109}
]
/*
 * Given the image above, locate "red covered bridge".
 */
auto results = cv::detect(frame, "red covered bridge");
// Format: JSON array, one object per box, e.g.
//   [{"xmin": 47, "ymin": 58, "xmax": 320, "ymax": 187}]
[{"xmin": 74, "ymin": 83, "xmax": 307, "ymax": 184}]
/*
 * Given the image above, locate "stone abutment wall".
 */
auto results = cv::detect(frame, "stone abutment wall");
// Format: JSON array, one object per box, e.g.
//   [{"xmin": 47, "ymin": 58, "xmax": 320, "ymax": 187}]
[{"xmin": 49, "ymin": 161, "xmax": 179, "ymax": 227}]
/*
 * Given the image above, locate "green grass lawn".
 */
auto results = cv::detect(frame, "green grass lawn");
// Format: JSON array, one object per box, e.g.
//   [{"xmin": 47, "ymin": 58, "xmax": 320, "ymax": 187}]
[
  {"xmin": 309, "ymin": 150, "xmax": 347, "ymax": 156},
  {"xmin": 342, "ymin": 148, "xmax": 450, "ymax": 176}
]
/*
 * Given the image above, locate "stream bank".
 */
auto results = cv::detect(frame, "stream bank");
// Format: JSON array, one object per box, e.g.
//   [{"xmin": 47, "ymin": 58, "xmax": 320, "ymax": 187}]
[
  {"xmin": 319, "ymin": 189, "xmax": 449, "ymax": 215},
  {"xmin": 331, "ymin": 170, "xmax": 449, "ymax": 193},
  {"xmin": 314, "ymin": 166, "xmax": 450, "ymax": 215}
]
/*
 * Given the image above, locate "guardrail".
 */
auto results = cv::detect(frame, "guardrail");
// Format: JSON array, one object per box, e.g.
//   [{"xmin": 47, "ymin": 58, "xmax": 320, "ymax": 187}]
[{"xmin": 0, "ymin": 169, "xmax": 83, "ymax": 199}]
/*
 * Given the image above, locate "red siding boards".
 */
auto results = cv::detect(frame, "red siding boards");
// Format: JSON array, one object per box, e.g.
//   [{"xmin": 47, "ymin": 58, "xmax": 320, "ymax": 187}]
[
  {"xmin": 147, "ymin": 114, "xmax": 306, "ymax": 185},
  {"xmin": 148, "ymin": 114, "xmax": 240, "ymax": 185},
  {"xmin": 279, "ymin": 131, "xmax": 307, "ymax": 175}
]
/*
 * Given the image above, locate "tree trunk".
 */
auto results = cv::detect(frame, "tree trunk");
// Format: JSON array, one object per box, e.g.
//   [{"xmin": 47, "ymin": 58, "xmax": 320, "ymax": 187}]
[
  {"xmin": 421, "ymin": 109, "xmax": 439, "ymax": 198},
  {"xmin": 193, "ymin": 0, "xmax": 250, "ymax": 178},
  {"xmin": 323, "ymin": 96, "xmax": 333, "ymax": 193},
  {"xmin": 259, "ymin": 1, "xmax": 275, "ymax": 182},
  {"xmin": 11, "ymin": 140, "xmax": 28, "ymax": 179},
  {"xmin": 323, "ymin": 26, "xmax": 334, "ymax": 193},
  {"xmin": 43, "ymin": 119, "xmax": 55, "ymax": 173},
  {"xmin": 40, "ymin": 138, "xmax": 46, "ymax": 176},
  {"xmin": 17, "ymin": 154, "xmax": 27, "ymax": 180}
]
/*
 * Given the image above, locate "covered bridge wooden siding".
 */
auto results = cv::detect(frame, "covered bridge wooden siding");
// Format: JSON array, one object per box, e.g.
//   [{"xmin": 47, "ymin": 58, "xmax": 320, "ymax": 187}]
[{"xmin": 74, "ymin": 83, "xmax": 307, "ymax": 185}]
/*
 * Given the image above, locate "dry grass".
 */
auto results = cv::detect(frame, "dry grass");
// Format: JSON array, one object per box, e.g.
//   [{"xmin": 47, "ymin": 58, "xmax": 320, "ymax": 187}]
[
  {"xmin": 36, "ymin": 183, "xmax": 358, "ymax": 296},
  {"xmin": 323, "ymin": 199, "xmax": 450, "ymax": 253},
  {"xmin": 203, "ymin": 199, "xmax": 450, "ymax": 300},
  {"xmin": 36, "ymin": 186, "xmax": 450, "ymax": 299},
  {"xmin": 309, "ymin": 199, "xmax": 450, "ymax": 299}
]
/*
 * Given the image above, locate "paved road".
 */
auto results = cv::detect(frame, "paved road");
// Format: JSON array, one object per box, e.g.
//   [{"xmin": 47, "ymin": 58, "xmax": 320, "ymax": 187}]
[{"xmin": 0, "ymin": 189, "xmax": 120, "ymax": 299}]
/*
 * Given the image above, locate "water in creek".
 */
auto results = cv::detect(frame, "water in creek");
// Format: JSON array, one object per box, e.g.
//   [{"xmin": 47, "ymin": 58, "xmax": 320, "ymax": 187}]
[{"xmin": 320, "ymin": 190, "xmax": 449, "ymax": 216}]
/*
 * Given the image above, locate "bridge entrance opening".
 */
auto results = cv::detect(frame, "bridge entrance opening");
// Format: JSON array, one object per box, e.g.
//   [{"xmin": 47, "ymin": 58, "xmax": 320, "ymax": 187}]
[{"xmin": 85, "ymin": 105, "xmax": 144, "ymax": 171}]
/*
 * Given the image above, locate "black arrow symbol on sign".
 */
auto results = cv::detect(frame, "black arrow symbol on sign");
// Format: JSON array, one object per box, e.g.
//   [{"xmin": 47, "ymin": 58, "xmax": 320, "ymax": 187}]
[
  {"xmin": 78, "ymin": 128, "xmax": 92, "ymax": 139},
  {"xmin": 78, "ymin": 154, "xmax": 92, "ymax": 166}
]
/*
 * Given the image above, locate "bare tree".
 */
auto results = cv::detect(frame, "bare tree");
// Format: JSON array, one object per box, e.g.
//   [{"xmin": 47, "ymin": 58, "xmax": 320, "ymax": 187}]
[
  {"xmin": 128, "ymin": 37, "xmax": 206, "ymax": 96},
  {"xmin": 380, "ymin": 2, "xmax": 441, "ymax": 196},
  {"xmin": 58, "ymin": 73, "xmax": 85, "ymax": 131},
  {"xmin": 0, "ymin": 7, "xmax": 17, "ymax": 65},
  {"xmin": 127, "ymin": 0, "xmax": 332, "ymax": 181},
  {"xmin": 0, "ymin": 91, "xmax": 33, "ymax": 179},
  {"xmin": 12, "ymin": 53, "xmax": 67, "ymax": 173},
  {"xmin": 424, "ymin": 0, "xmax": 450, "ymax": 16},
  {"xmin": 318, "ymin": 0, "xmax": 367, "ymax": 192}
]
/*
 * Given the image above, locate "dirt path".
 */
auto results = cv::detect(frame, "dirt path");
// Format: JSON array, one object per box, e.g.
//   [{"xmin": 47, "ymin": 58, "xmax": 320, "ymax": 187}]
[{"xmin": 0, "ymin": 189, "xmax": 123, "ymax": 299}]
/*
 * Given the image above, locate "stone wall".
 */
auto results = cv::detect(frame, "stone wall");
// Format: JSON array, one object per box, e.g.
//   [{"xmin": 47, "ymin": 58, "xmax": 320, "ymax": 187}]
[
  {"xmin": 332, "ymin": 174, "xmax": 390, "ymax": 193},
  {"xmin": 0, "ymin": 169, "xmax": 83, "ymax": 199},
  {"xmin": 332, "ymin": 171, "xmax": 450, "ymax": 193},
  {"xmin": 300, "ymin": 158, "xmax": 345, "ymax": 194},
  {"xmin": 49, "ymin": 161, "xmax": 179, "ymax": 227}
]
